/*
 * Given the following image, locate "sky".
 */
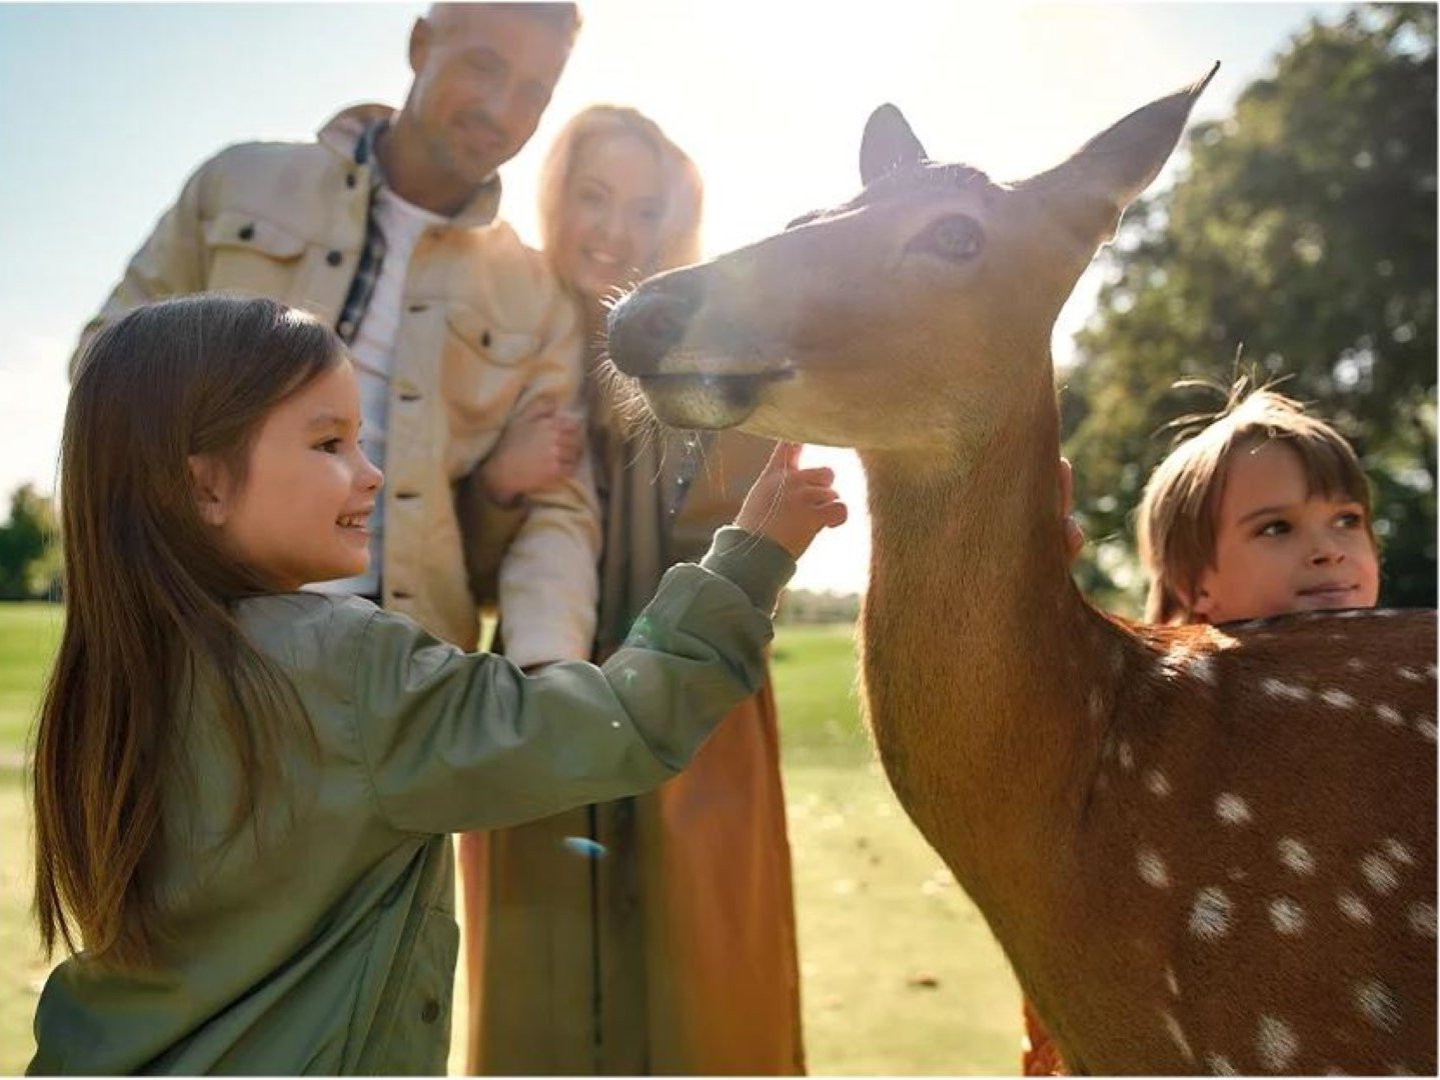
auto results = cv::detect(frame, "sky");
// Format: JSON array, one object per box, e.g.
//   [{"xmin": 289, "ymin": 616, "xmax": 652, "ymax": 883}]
[{"xmin": 0, "ymin": 1, "xmax": 1349, "ymax": 594}]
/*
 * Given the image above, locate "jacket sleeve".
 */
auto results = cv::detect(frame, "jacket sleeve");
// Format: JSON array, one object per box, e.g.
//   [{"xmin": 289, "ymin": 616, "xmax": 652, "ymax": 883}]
[
  {"xmin": 70, "ymin": 157, "xmax": 213, "ymax": 378},
  {"xmin": 453, "ymin": 464, "xmax": 527, "ymax": 611},
  {"xmin": 489, "ymin": 291, "xmax": 602, "ymax": 668},
  {"xmin": 348, "ymin": 528, "xmax": 794, "ymax": 835}
]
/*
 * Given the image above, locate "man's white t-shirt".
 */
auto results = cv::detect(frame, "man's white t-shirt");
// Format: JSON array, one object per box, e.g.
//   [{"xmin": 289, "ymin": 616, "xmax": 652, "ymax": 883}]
[{"xmin": 311, "ymin": 185, "xmax": 448, "ymax": 597}]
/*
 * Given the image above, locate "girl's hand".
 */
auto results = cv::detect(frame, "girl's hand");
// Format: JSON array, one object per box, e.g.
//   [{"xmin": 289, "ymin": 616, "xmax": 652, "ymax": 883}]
[
  {"xmin": 735, "ymin": 442, "xmax": 848, "ymax": 559},
  {"xmin": 479, "ymin": 397, "xmax": 584, "ymax": 506}
]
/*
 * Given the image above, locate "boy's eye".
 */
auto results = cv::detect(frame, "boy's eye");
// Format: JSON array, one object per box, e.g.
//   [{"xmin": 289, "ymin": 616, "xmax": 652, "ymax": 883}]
[
  {"xmin": 1257, "ymin": 518, "xmax": 1291, "ymax": 538},
  {"xmin": 316, "ymin": 437, "xmax": 342, "ymax": 454},
  {"xmin": 1336, "ymin": 511, "xmax": 1364, "ymax": 529}
]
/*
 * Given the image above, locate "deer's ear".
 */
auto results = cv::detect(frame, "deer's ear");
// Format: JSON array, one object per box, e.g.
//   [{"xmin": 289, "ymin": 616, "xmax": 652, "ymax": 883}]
[
  {"xmin": 1022, "ymin": 64, "xmax": 1218, "ymax": 249},
  {"xmin": 861, "ymin": 104, "xmax": 928, "ymax": 186}
]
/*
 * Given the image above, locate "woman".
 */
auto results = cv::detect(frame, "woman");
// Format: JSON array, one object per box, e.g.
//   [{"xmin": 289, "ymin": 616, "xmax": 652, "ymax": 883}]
[{"xmin": 458, "ymin": 106, "xmax": 805, "ymax": 1075}]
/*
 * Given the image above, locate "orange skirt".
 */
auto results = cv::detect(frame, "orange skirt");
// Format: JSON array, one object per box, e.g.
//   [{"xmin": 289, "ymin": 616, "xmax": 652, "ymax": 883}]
[{"xmin": 458, "ymin": 678, "xmax": 804, "ymax": 1075}]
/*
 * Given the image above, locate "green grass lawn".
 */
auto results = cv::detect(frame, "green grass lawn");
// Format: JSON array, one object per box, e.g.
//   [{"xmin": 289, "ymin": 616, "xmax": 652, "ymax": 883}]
[{"xmin": 0, "ymin": 605, "xmax": 1020, "ymax": 1076}]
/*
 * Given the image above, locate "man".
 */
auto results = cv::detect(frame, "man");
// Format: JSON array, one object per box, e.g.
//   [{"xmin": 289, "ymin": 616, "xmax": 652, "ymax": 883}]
[{"xmin": 71, "ymin": 3, "xmax": 594, "ymax": 669}]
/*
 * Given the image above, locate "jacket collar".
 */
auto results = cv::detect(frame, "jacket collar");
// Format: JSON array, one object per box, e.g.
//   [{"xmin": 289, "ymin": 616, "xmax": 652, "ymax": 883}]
[{"xmin": 318, "ymin": 103, "xmax": 502, "ymax": 228}]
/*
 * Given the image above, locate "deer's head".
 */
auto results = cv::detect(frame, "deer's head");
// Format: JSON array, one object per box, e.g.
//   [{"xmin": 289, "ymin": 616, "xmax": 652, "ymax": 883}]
[{"xmin": 608, "ymin": 67, "xmax": 1216, "ymax": 454}]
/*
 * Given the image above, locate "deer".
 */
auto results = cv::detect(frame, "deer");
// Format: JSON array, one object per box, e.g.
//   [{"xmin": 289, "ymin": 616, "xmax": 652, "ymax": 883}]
[{"xmin": 605, "ymin": 68, "xmax": 1437, "ymax": 1075}]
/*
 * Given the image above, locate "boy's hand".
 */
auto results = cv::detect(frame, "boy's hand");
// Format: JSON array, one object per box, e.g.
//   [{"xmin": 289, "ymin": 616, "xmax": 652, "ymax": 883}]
[
  {"xmin": 735, "ymin": 442, "xmax": 848, "ymax": 559},
  {"xmin": 480, "ymin": 396, "xmax": 584, "ymax": 506}
]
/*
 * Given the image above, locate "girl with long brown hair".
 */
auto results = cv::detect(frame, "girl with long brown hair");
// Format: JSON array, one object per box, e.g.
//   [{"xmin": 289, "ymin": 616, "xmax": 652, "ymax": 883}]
[{"xmin": 29, "ymin": 293, "xmax": 844, "ymax": 1074}]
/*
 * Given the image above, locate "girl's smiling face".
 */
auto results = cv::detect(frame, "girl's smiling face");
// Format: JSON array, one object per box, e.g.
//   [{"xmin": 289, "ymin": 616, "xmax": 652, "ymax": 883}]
[
  {"xmin": 193, "ymin": 361, "xmax": 383, "ymax": 592},
  {"xmin": 552, "ymin": 131, "xmax": 665, "ymax": 306},
  {"xmin": 1192, "ymin": 440, "xmax": 1379, "ymax": 624}
]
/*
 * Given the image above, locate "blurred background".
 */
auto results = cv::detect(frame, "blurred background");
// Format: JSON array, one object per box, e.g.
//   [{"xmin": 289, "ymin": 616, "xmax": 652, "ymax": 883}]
[{"xmin": 0, "ymin": 2, "xmax": 1433, "ymax": 1073}]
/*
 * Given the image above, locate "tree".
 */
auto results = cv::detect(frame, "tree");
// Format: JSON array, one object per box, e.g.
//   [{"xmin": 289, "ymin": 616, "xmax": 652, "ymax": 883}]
[
  {"xmin": 0, "ymin": 484, "xmax": 60, "ymax": 600},
  {"xmin": 1061, "ymin": 4, "xmax": 1436, "ymax": 614}
]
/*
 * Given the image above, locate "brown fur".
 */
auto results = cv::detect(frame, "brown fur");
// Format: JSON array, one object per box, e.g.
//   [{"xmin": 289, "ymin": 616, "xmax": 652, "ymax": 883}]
[{"xmin": 608, "ymin": 71, "xmax": 1437, "ymax": 1074}]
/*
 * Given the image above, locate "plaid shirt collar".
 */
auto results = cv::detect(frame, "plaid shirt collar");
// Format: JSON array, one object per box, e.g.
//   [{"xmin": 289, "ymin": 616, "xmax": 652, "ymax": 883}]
[{"xmin": 336, "ymin": 119, "xmax": 502, "ymax": 343}]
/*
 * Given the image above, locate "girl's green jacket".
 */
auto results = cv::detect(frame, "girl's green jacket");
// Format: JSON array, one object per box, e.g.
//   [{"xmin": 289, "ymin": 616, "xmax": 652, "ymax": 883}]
[{"xmin": 30, "ymin": 528, "xmax": 791, "ymax": 1075}]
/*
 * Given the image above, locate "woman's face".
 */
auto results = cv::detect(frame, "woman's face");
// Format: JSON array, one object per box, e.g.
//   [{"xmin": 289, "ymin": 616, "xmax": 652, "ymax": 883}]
[{"xmin": 553, "ymin": 131, "xmax": 665, "ymax": 305}]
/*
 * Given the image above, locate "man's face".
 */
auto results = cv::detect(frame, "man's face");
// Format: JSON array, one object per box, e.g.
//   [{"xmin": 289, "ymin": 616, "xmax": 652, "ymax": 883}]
[{"xmin": 407, "ymin": 6, "xmax": 572, "ymax": 186}]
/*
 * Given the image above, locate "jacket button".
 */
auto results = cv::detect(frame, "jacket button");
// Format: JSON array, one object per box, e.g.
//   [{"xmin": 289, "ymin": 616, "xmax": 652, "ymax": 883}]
[
  {"xmin": 345, "ymin": 173, "xmax": 357, "ymax": 189},
  {"xmin": 407, "ymin": 302, "xmax": 429, "ymax": 314},
  {"xmin": 420, "ymin": 998, "xmax": 441, "ymax": 1024},
  {"xmin": 481, "ymin": 330, "xmax": 492, "ymax": 348},
  {"xmin": 237, "ymin": 224, "xmax": 255, "ymax": 241},
  {"xmin": 326, "ymin": 250, "xmax": 343, "ymax": 267}
]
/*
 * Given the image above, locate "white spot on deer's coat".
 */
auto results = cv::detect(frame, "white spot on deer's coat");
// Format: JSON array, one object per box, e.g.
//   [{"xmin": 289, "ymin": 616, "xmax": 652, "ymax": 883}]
[
  {"xmin": 1261, "ymin": 677, "xmax": 1311, "ymax": 702},
  {"xmin": 1145, "ymin": 769, "xmax": 1172, "ymax": 797},
  {"xmin": 1161, "ymin": 1010, "xmax": 1195, "ymax": 1063},
  {"xmin": 1354, "ymin": 979, "xmax": 1401, "ymax": 1032},
  {"xmin": 1137, "ymin": 848, "xmax": 1170, "ymax": 889},
  {"xmin": 1375, "ymin": 704, "xmax": 1404, "ymax": 727},
  {"xmin": 1189, "ymin": 887, "xmax": 1233, "ymax": 941},
  {"xmin": 1215, "ymin": 794, "xmax": 1252, "ymax": 826},
  {"xmin": 1407, "ymin": 902, "xmax": 1436, "ymax": 938},
  {"xmin": 1338, "ymin": 891, "xmax": 1373, "ymax": 924},
  {"xmin": 1206, "ymin": 1053, "xmax": 1238, "ymax": 1075},
  {"xmin": 1269, "ymin": 897, "xmax": 1306, "ymax": 935},
  {"xmin": 1397, "ymin": 666, "xmax": 1424, "ymax": 682},
  {"xmin": 1118, "ymin": 741, "xmax": 1134, "ymax": 771},
  {"xmin": 1164, "ymin": 966, "xmax": 1179, "ymax": 997},
  {"xmin": 1257, "ymin": 1015, "xmax": 1299, "ymax": 1071},
  {"xmin": 1320, "ymin": 688, "xmax": 1357, "ymax": 709},
  {"xmin": 1417, "ymin": 716, "xmax": 1437, "ymax": 742},
  {"xmin": 1426, "ymin": 663, "xmax": 1437, "ymax": 679},
  {"xmin": 1360, "ymin": 852, "xmax": 1401, "ymax": 895},
  {"xmin": 1228, "ymin": 866, "xmax": 1248, "ymax": 882},
  {"xmin": 1087, "ymin": 688, "xmax": 1104, "ymax": 721},
  {"xmin": 1189, "ymin": 654, "xmax": 1217, "ymax": 685},
  {"xmin": 1381, "ymin": 838, "xmax": 1415, "ymax": 866},
  {"xmin": 1345, "ymin": 657, "xmax": 1366, "ymax": 672},
  {"xmin": 1278, "ymin": 837, "xmax": 1316, "ymax": 875}
]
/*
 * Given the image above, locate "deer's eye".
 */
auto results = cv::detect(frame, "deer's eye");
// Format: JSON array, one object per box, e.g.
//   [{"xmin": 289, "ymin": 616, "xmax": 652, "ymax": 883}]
[{"xmin": 909, "ymin": 214, "xmax": 985, "ymax": 262}]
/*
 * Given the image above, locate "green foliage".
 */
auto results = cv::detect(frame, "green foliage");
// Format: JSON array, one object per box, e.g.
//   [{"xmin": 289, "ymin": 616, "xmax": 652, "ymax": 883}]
[
  {"xmin": 0, "ymin": 485, "xmax": 60, "ymax": 601},
  {"xmin": 1061, "ymin": 4, "xmax": 1436, "ymax": 611}
]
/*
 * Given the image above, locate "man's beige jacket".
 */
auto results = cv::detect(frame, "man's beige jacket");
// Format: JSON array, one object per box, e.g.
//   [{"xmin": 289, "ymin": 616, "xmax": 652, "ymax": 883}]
[{"xmin": 72, "ymin": 105, "xmax": 599, "ymax": 666}]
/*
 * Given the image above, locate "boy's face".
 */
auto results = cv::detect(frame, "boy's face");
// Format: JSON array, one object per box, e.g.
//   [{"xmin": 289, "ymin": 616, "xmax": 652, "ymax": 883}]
[
  {"xmin": 1192, "ymin": 441, "xmax": 1379, "ymax": 624},
  {"xmin": 193, "ymin": 362, "xmax": 384, "ymax": 592}
]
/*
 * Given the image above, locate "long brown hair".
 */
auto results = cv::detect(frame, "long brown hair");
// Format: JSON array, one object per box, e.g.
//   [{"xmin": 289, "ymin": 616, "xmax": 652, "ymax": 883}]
[{"xmin": 33, "ymin": 295, "xmax": 344, "ymax": 969}]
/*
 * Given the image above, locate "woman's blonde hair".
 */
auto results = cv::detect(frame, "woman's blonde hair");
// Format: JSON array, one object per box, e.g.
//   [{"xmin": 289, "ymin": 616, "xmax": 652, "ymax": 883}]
[
  {"xmin": 537, "ymin": 104, "xmax": 703, "ymax": 287},
  {"xmin": 1136, "ymin": 381, "xmax": 1375, "ymax": 624}
]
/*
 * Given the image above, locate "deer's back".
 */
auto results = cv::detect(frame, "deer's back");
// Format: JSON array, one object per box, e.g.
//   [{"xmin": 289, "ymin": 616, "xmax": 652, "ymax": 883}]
[{"xmin": 1054, "ymin": 608, "xmax": 1436, "ymax": 1074}]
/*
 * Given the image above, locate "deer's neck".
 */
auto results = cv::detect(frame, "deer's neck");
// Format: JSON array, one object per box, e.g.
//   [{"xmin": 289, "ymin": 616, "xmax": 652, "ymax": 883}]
[{"xmin": 857, "ymin": 373, "xmax": 1122, "ymax": 918}]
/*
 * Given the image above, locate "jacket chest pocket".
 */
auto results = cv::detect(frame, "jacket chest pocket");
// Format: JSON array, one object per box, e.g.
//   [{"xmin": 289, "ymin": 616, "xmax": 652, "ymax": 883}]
[
  {"xmin": 204, "ymin": 210, "xmax": 311, "ymax": 300},
  {"xmin": 441, "ymin": 305, "xmax": 536, "ymax": 434}
]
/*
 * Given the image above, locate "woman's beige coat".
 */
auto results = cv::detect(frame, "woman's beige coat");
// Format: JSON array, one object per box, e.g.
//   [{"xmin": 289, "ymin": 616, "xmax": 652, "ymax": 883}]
[{"xmin": 461, "ymin": 412, "xmax": 805, "ymax": 1075}]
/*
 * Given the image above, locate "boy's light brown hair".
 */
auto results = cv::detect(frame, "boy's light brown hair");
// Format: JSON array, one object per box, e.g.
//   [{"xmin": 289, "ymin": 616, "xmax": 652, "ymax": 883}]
[{"xmin": 1136, "ymin": 382, "xmax": 1376, "ymax": 624}]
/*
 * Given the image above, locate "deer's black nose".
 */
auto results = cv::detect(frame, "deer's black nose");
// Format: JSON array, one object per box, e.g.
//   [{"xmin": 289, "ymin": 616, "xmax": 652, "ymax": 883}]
[{"xmin": 607, "ymin": 270, "xmax": 704, "ymax": 376}]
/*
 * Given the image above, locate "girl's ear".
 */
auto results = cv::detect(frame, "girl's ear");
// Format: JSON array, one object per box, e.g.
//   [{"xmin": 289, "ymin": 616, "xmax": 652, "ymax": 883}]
[{"xmin": 188, "ymin": 455, "xmax": 231, "ymax": 527}]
